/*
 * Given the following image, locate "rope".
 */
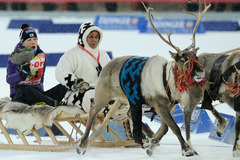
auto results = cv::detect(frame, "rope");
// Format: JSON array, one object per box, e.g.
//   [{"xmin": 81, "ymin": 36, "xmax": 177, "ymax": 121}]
[
  {"xmin": 173, "ymin": 57, "xmax": 205, "ymax": 94},
  {"xmin": 225, "ymin": 74, "xmax": 240, "ymax": 97},
  {"xmin": 68, "ymin": 114, "xmax": 82, "ymax": 143}
]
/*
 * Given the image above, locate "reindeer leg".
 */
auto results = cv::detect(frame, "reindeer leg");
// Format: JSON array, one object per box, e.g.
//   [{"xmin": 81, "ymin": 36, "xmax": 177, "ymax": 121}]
[
  {"xmin": 160, "ymin": 110, "xmax": 197, "ymax": 157},
  {"xmin": 155, "ymin": 98, "xmax": 197, "ymax": 157},
  {"xmin": 212, "ymin": 107, "xmax": 227, "ymax": 137},
  {"xmin": 76, "ymin": 101, "xmax": 105, "ymax": 154},
  {"xmin": 145, "ymin": 121, "xmax": 168, "ymax": 156},
  {"xmin": 183, "ymin": 106, "xmax": 195, "ymax": 148},
  {"xmin": 76, "ymin": 82, "xmax": 113, "ymax": 155},
  {"xmin": 142, "ymin": 122, "xmax": 154, "ymax": 140},
  {"xmin": 233, "ymin": 113, "xmax": 240, "ymax": 157}
]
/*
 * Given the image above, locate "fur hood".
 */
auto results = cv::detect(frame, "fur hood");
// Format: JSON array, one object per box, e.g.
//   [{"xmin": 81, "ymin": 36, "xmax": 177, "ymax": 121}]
[{"xmin": 77, "ymin": 22, "xmax": 103, "ymax": 54}]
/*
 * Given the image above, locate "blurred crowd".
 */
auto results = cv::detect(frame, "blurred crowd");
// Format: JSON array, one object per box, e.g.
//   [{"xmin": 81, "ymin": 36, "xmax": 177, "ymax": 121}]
[
  {"xmin": 0, "ymin": 2, "xmax": 239, "ymax": 12},
  {"xmin": 187, "ymin": 2, "xmax": 240, "ymax": 12}
]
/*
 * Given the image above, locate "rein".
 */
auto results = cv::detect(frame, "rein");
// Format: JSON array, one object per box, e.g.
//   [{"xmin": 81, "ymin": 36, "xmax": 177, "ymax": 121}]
[{"xmin": 173, "ymin": 57, "xmax": 205, "ymax": 94}]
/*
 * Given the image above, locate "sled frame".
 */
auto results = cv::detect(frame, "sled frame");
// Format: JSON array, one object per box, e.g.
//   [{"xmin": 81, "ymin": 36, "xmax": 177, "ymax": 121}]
[{"xmin": 0, "ymin": 99, "xmax": 138, "ymax": 151}]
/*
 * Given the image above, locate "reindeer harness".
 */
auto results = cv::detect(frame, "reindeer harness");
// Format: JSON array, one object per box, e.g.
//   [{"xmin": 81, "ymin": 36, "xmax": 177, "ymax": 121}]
[
  {"xmin": 208, "ymin": 54, "xmax": 240, "ymax": 98},
  {"xmin": 120, "ymin": 56, "xmax": 149, "ymax": 145},
  {"xmin": 209, "ymin": 55, "xmax": 229, "ymax": 100},
  {"xmin": 202, "ymin": 54, "xmax": 240, "ymax": 111}
]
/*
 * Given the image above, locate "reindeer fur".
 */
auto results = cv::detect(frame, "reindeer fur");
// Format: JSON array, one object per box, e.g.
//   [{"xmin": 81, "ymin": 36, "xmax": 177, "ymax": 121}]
[
  {"xmin": 77, "ymin": 54, "xmax": 205, "ymax": 157},
  {"xmin": 184, "ymin": 49, "xmax": 240, "ymax": 157},
  {"xmin": 0, "ymin": 98, "xmax": 85, "ymax": 132}
]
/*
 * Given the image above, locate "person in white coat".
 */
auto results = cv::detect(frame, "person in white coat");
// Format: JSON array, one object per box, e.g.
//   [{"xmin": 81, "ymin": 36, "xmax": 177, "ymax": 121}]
[{"xmin": 55, "ymin": 22, "xmax": 111, "ymax": 112}]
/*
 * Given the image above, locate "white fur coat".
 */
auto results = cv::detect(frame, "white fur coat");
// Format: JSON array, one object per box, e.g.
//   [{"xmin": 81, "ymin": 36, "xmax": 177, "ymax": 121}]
[{"xmin": 0, "ymin": 98, "xmax": 85, "ymax": 132}]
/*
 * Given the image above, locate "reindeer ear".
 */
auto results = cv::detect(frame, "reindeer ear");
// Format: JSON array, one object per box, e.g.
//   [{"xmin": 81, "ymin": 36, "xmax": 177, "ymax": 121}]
[
  {"xmin": 169, "ymin": 51, "xmax": 176, "ymax": 59},
  {"xmin": 194, "ymin": 47, "xmax": 200, "ymax": 55}
]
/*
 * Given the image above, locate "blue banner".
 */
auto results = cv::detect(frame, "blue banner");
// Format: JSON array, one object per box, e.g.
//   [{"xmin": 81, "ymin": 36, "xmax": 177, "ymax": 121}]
[
  {"xmin": 202, "ymin": 21, "xmax": 239, "ymax": 31},
  {"xmin": 94, "ymin": 15, "xmax": 145, "ymax": 30},
  {"xmin": 8, "ymin": 19, "xmax": 80, "ymax": 33},
  {"xmin": 139, "ymin": 18, "xmax": 206, "ymax": 34},
  {"xmin": 0, "ymin": 52, "xmax": 113, "ymax": 67}
]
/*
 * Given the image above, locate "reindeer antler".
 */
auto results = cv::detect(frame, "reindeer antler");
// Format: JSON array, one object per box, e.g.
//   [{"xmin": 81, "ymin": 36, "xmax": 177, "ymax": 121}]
[
  {"xmin": 183, "ymin": 0, "xmax": 211, "ymax": 53},
  {"xmin": 142, "ymin": 2, "xmax": 182, "ymax": 54}
]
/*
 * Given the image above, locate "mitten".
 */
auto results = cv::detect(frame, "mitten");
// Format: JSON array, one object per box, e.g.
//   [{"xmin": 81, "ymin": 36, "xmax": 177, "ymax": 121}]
[
  {"xmin": 20, "ymin": 63, "xmax": 31, "ymax": 80},
  {"xmin": 74, "ymin": 78, "xmax": 90, "ymax": 93},
  {"xmin": 10, "ymin": 48, "xmax": 34, "ymax": 65}
]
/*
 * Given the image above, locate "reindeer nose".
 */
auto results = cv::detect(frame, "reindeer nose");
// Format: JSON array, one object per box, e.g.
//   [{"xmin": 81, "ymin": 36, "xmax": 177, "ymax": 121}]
[{"xmin": 193, "ymin": 71, "xmax": 205, "ymax": 82}]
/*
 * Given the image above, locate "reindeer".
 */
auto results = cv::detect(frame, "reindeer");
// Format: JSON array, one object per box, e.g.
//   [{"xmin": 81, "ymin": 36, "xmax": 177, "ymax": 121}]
[
  {"xmin": 192, "ymin": 49, "xmax": 240, "ymax": 157},
  {"xmin": 76, "ymin": 0, "xmax": 209, "ymax": 157}
]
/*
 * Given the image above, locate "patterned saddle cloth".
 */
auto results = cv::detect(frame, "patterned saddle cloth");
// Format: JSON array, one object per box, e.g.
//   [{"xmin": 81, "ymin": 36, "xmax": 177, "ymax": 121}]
[{"xmin": 119, "ymin": 56, "xmax": 149, "ymax": 145}]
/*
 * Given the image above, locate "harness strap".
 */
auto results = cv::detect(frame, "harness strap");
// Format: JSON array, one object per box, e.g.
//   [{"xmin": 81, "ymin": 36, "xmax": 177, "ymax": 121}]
[
  {"xmin": 222, "ymin": 61, "xmax": 240, "ymax": 82},
  {"xmin": 208, "ymin": 55, "xmax": 229, "ymax": 100},
  {"xmin": 163, "ymin": 64, "xmax": 170, "ymax": 99},
  {"xmin": 163, "ymin": 64, "xmax": 178, "ymax": 105}
]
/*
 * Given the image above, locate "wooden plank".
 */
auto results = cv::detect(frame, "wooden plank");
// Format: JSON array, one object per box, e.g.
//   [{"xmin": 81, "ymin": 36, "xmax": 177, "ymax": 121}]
[
  {"xmin": 95, "ymin": 118, "xmax": 122, "ymax": 141},
  {"xmin": 89, "ymin": 99, "xmax": 121, "ymax": 145},
  {"xmin": 68, "ymin": 121, "xmax": 84, "ymax": 136},
  {"xmin": 23, "ymin": 125, "xmax": 42, "ymax": 136},
  {"xmin": 31, "ymin": 127, "xmax": 42, "ymax": 144},
  {"xmin": 90, "ymin": 140, "xmax": 139, "ymax": 148},
  {"xmin": 54, "ymin": 112, "xmax": 80, "ymax": 121},
  {"xmin": 53, "ymin": 121, "xmax": 75, "ymax": 142},
  {"xmin": 0, "ymin": 144, "xmax": 75, "ymax": 151},
  {"xmin": 91, "ymin": 125, "xmax": 106, "ymax": 142},
  {"xmin": 16, "ymin": 129, "xmax": 28, "ymax": 145},
  {"xmin": 43, "ymin": 125, "xmax": 58, "ymax": 144},
  {"xmin": 0, "ymin": 120, "xmax": 13, "ymax": 144}
]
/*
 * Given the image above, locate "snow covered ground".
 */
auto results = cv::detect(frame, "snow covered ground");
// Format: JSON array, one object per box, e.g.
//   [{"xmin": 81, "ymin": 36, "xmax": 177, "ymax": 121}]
[{"xmin": 0, "ymin": 11, "xmax": 240, "ymax": 160}]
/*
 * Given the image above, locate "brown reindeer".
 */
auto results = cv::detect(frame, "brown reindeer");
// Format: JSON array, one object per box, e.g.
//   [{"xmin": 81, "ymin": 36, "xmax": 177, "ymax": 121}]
[
  {"xmin": 194, "ymin": 49, "xmax": 240, "ymax": 157},
  {"xmin": 76, "ymin": 0, "xmax": 209, "ymax": 157}
]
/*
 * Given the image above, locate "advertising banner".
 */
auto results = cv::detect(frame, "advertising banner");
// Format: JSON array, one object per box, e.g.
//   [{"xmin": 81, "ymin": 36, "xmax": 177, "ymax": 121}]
[
  {"xmin": 94, "ymin": 15, "xmax": 145, "ymax": 30},
  {"xmin": 139, "ymin": 18, "xmax": 206, "ymax": 34}
]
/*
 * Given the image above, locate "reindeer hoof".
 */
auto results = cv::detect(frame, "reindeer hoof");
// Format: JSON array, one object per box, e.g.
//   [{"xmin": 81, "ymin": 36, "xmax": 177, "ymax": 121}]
[
  {"xmin": 185, "ymin": 152, "xmax": 194, "ymax": 157},
  {"xmin": 233, "ymin": 140, "xmax": 240, "ymax": 157},
  {"xmin": 233, "ymin": 150, "xmax": 240, "ymax": 157},
  {"xmin": 76, "ymin": 140, "xmax": 87, "ymax": 155},
  {"xmin": 216, "ymin": 132, "xmax": 222, "ymax": 137},
  {"xmin": 182, "ymin": 149, "xmax": 198, "ymax": 157},
  {"xmin": 146, "ymin": 148, "xmax": 153, "ymax": 156},
  {"xmin": 145, "ymin": 139, "xmax": 159, "ymax": 156},
  {"xmin": 76, "ymin": 146, "xmax": 86, "ymax": 155}
]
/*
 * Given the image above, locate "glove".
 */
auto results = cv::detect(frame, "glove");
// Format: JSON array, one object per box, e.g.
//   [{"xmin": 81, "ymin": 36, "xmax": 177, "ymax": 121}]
[
  {"xmin": 74, "ymin": 78, "xmax": 90, "ymax": 93},
  {"xmin": 20, "ymin": 63, "xmax": 31, "ymax": 80}
]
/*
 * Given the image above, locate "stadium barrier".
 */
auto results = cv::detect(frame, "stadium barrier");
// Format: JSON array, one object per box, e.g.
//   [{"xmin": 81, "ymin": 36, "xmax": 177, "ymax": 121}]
[
  {"xmin": 208, "ymin": 113, "xmax": 235, "ymax": 145},
  {"xmin": 181, "ymin": 106, "xmax": 214, "ymax": 134},
  {"xmin": 0, "ymin": 52, "xmax": 113, "ymax": 67}
]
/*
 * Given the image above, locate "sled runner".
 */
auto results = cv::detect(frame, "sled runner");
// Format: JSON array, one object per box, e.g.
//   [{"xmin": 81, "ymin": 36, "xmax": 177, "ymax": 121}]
[{"xmin": 0, "ymin": 98, "xmax": 138, "ymax": 151}]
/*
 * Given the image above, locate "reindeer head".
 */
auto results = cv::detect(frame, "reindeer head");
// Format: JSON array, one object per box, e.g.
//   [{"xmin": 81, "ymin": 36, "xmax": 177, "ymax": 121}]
[{"xmin": 142, "ymin": 0, "xmax": 211, "ymax": 93}]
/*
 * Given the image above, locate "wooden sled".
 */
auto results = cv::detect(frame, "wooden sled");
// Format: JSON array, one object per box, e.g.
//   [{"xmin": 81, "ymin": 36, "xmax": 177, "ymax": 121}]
[{"xmin": 0, "ymin": 99, "xmax": 139, "ymax": 151}]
